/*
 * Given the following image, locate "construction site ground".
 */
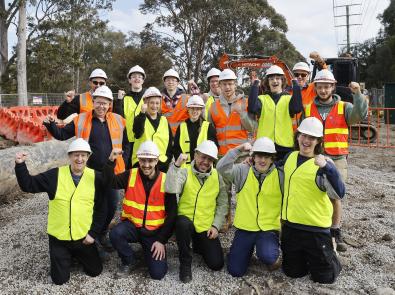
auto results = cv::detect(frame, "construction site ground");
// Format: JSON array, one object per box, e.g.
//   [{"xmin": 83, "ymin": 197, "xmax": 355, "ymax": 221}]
[{"xmin": 0, "ymin": 145, "xmax": 394, "ymax": 295}]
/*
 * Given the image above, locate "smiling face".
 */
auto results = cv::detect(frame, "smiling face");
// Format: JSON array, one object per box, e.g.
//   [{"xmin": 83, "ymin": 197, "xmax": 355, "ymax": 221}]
[
  {"xmin": 253, "ymin": 153, "xmax": 274, "ymax": 173},
  {"xmin": 145, "ymin": 96, "xmax": 161, "ymax": 117},
  {"xmin": 297, "ymin": 133, "xmax": 320, "ymax": 157},
  {"xmin": 194, "ymin": 151, "xmax": 214, "ymax": 173},
  {"xmin": 68, "ymin": 151, "xmax": 89, "ymax": 174},
  {"xmin": 209, "ymin": 76, "xmax": 221, "ymax": 96},
  {"xmin": 187, "ymin": 106, "xmax": 203, "ymax": 122},
  {"xmin": 93, "ymin": 97, "xmax": 111, "ymax": 118},
  {"xmin": 164, "ymin": 76, "xmax": 179, "ymax": 92},
  {"xmin": 268, "ymin": 75, "xmax": 283, "ymax": 94},
  {"xmin": 138, "ymin": 157, "xmax": 158, "ymax": 178},
  {"xmin": 293, "ymin": 70, "xmax": 309, "ymax": 87},
  {"xmin": 128, "ymin": 73, "xmax": 144, "ymax": 90},
  {"xmin": 89, "ymin": 77, "xmax": 106, "ymax": 92},
  {"xmin": 315, "ymin": 82, "xmax": 335, "ymax": 102},
  {"xmin": 219, "ymin": 80, "xmax": 236, "ymax": 100}
]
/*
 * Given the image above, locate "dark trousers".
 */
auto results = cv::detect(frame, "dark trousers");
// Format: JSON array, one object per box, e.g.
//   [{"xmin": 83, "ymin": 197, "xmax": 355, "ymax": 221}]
[
  {"xmin": 227, "ymin": 229, "xmax": 279, "ymax": 277},
  {"xmin": 48, "ymin": 235, "xmax": 102, "ymax": 285},
  {"xmin": 281, "ymin": 224, "xmax": 342, "ymax": 284},
  {"xmin": 103, "ymin": 188, "xmax": 120, "ymax": 233},
  {"xmin": 109, "ymin": 220, "xmax": 168, "ymax": 280},
  {"xmin": 175, "ymin": 215, "xmax": 224, "ymax": 271}
]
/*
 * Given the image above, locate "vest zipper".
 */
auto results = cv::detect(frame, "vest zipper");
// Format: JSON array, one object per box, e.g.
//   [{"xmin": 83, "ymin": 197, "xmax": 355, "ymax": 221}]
[
  {"xmin": 256, "ymin": 176, "xmax": 263, "ymax": 229},
  {"xmin": 285, "ymin": 169, "xmax": 297, "ymax": 221},
  {"xmin": 142, "ymin": 191, "xmax": 150, "ymax": 228},
  {"xmin": 192, "ymin": 177, "xmax": 206, "ymax": 224},
  {"xmin": 69, "ymin": 192, "xmax": 74, "ymax": 241}
]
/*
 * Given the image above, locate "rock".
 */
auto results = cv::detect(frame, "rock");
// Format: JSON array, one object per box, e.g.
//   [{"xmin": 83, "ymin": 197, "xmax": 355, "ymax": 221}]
[
  {"xmin": 382, "ymin": 234, "xmax": 393, "ymax": 241},
  {"xmin": 376, "ymin": 287, "xmax": 395, "ymax": 295},
  {"xmin": 343, "ymin": 237, "xmax": 363, "ymax": 248}
]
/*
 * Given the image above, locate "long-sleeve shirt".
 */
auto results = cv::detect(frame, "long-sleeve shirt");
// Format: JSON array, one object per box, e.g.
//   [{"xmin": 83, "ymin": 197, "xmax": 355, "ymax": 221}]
[
  {"xmin": 173, "ymin": 118, "xmax": 218, "ymax": 162},
  {"xmin": 113, "ymin": 89, "xmax": 145, "ymax": 118},
  {"xmin": 15, "ymin": 162, "xmax": 106, "ymax": 239},
  {"xmin": 44, "ymin": 113, "xmax": 130, "ymax": 171},
  {"xmin": 103, "ymin": 160, "xmax": 177, "ymax": 244},
  {"xmin": 165, "ymin": 162, "xmax": 229, "ymax": 230},
  {"xmin": 133, "ymin": 112, "xmax": 173, "ymax": 172},
  {"xmin": 57, "ymin": 94, "xmax": 85, "ymax": 120}
]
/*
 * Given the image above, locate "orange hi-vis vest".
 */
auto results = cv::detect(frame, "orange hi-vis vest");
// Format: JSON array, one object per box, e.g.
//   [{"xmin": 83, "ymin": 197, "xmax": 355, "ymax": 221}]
[
  {"xmin": 305, "ymin": 101, "xmax": 349, "ymax": 155},
  {"xmin": 121, "ymin": 168, "xmax": 167, "ymax": 231},
  {"xmin": 290, "ymin": 83, "xmax": 317, "ymax": 131},
  {"xmin": 210, "ymin": 97, "xmax": 249, "ymax": 156},
  {"xmin": 161, "ymin": 94, "xmax": 189, "ymax": 135},
  {"xmin": 79, "ymin": 92, "xmax": 93, "ymax": 113},
  {"xmin": 74, "ymin": 111, "xmax": 126, "ymax": 174}
]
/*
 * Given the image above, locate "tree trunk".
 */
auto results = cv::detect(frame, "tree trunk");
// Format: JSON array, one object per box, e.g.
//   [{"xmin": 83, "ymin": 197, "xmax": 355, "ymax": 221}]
[
  {"xmin": 0, "ymin": 0, "xmax": 8, "ymax": 97},
  {"xmin": 17, "ymin": 0, "xmax": 27, "ymax": 106}
]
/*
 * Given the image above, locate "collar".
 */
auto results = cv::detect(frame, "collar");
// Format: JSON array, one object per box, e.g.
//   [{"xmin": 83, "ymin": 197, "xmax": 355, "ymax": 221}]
[{"xmin": 191, "ymin": 160, "xmax": 213, "ymax": 178}]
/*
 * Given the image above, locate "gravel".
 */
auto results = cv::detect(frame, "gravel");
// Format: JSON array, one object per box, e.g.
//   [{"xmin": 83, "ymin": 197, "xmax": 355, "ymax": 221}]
[{"xmin": 0, "ymin": 146, "xmax": 394, "ymax": 294}]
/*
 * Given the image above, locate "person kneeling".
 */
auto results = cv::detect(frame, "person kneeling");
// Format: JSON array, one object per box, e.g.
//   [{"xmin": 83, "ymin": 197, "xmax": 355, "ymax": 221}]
[
  {"xmin": 217, "ymin": 137, "xmax": 282, "ymax": 277},
  {"xmin": 166, "ymin": 140, "xmax": 228, "ymax": 283},
  {"xmin": 14, "ymin": 139, "xmax": 105, "ymax": 285},
  {"xmin": 104, "ymin": 141, "xmax": 177, "ymax": 280}
]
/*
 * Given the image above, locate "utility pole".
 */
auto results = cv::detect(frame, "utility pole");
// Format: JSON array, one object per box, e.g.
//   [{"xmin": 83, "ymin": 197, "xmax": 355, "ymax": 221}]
[{"xmin": 333, "ymin": 3, "xmax": 361, "ymax": 52}]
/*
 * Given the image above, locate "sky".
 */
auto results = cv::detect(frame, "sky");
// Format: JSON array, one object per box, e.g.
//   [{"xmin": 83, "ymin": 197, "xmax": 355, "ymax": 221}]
[
  {"xmin": 7, "ymin": 0, "xmax": 390, "ymax": 60},
  {"xmin": 102, "ymin": 0, "xmax": 390, "ymax": 59}
]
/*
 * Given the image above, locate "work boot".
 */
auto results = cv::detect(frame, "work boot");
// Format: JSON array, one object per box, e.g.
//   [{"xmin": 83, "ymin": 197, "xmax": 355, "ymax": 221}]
[
  {"xmin": 116, "ymin": 261, "xmax": 136, "ymax": 279},
  {"xmin": 267, "ymin": 257, "xmax": 282, "ymax": 271},
  {"xmin": 179, "ymin": 264, "xmax": 192, "ymax": 283},
  {"xmin": 99, "ymin": 232, "xmax": 114, "ymax": 252},
  {"xmin": 331, "ymin": 228, "xmax": 347, "ymax": 252}
]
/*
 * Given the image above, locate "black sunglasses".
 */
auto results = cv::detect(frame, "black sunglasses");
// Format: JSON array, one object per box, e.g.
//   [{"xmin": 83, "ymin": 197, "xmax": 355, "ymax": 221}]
[
  {"xmin": 294, "ymin": 73, "xmax": 308, "ymax": 78},
  {"xmin": 92, "ymin": 81, "xmax": 106, "ymax": 86}
]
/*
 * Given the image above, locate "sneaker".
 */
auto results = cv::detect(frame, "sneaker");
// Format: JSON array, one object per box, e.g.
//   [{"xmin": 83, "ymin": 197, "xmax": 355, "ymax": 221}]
[
  {"xmin": 116, "ymin": 262, "xmax": 136, "ymax": 279},
  {"xmin": 331, "ymin": 228, "xmax": 347, "ymax": 252},
  {"xmin": 179, "ymin": 265, "xmax": 192, "ymax": 283}
]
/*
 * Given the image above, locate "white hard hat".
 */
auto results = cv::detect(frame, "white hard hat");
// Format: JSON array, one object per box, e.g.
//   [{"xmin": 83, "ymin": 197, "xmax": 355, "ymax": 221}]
[
  {"xmin": 92, "ymin": 85, "xmax": 113, "ymax": 101},
  {"xmin": 219, "ymin": 69, "xmax": 237, "ymax": 81},
  {"xmin": 127, "ymin": 65, "xmax": 146, "ymax": 79},
  {"xmin": 252, "ymin": 137, "xmax": 276, "ymax": 154},
  {"xmin": 195, "ymin": 140, "xmax": 218, "ymax": 160},
  {"xmin": 207, "ymin": 68, "xmax": 221, "ymax": 80},
  {"xmin": 186, "ymin": 95, "xmax": 205, "ymax": 108},
  {"xmin": 265, "ymin": 65, "xmax": 285, "ymax": 76},
  {"xmin": 137, "ymin": 140, "xmax": 160, "ymax": 159},
  {"xmin": 67, "ymin": 138, "xmax": 92, "ymax": 154},
  {"xmin": 313, "ymin": 69, "xmax": 336, "ymax": 84},
  {"xmin": 293, "ymin": 62, "xmax": 310, "ymax": 72},
  {"xmin": 89, "ymin": 68, "xmax": 108, "ymax": 80},
  {"xmin": 163, "ymin": 69, "xmax": 180, "ymax": 81},
  {"xmin": 297, "ymin": 117, "xmax": 323, "ymax": 137},
  {"xmin": 143, "ymin": 87, "xmax": 162, "ymax": 99}
]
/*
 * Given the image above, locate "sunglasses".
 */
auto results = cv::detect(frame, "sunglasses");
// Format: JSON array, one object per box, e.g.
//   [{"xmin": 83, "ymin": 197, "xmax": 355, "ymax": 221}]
[
  {"xmin": 92, "ymin": 81, "xmax": 106, "ymax": 86},
  {"xmin": 294, "ymin": 73, "xmax": 308, "ymax": 78}
]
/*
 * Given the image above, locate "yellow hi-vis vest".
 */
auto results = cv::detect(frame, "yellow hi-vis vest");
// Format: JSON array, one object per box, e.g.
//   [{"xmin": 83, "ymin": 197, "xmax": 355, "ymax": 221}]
[
  {"xmin": 178, "ymin": 165, "xmax": 220, "ymax": 233},
  {"xmin": 124, "ymin": 95, "xmax": 144, "ymax": 142},
  {"xmin": 179, "ymin": 121, "xmax": 209, "ymax": 167},
  {"xmin": 204, "ymin": 95, "xmax": 215, "ymax": 120},
  {"xmin": 282, "ymin": 151, "xmax": 333, "ymax": 228},
  {"xmin": 47, "ymin": 166, "xmax": 95, "ymax": 241},
  {"xmin": 132, "ymin": 116, "xmax": 169, "ymax": 166},
  {"xmin": 257, "ymin": 94, "xmax": 294, "ymax": 148},
  {"xmin": 234, "ymin": 167, "xmax": 282, "ymax": 231}
]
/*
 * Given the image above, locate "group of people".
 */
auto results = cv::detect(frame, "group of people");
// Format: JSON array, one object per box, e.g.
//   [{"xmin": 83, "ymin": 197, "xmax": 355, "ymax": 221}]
[{"xmin": 14, "ymin": 52, "xmax": 368, "ymax": 286}]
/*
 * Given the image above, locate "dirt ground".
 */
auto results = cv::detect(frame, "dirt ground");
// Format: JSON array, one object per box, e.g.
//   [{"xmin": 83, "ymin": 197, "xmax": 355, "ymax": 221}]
[{"xmin": 0, "ymin": 146, "xmax": 394, "ymax": 295}]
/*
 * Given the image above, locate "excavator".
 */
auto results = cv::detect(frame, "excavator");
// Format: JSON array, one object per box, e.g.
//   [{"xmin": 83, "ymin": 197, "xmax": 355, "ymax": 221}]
[{"xmin": 218, "ymin": 53, "xmax": 377, "ymax": 142}]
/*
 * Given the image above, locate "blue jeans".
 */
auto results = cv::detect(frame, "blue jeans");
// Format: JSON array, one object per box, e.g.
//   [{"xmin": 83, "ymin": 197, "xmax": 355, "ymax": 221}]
[
  {"xmin": 227, "ymin": 229, "xmax": 279, "ymax": 277},
  {"xmin": 109, "ymin": 220, "xmax": 168, "ymax": 280}
]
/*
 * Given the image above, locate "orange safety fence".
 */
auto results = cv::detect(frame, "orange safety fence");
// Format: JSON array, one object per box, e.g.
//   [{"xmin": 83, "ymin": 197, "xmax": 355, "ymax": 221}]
[
  {"xmin": 0, "ymin": 106, "xmax": 58, "ymax": 144},
  {"xmin": 349, "ymin": 107, "xmax": 395, "ymax": 148}
]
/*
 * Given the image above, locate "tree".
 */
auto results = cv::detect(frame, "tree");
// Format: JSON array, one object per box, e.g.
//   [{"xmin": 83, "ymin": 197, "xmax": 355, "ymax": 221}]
[{"xmin": 17, "ymin": 0, "xmax": 27, "ymax": 105}]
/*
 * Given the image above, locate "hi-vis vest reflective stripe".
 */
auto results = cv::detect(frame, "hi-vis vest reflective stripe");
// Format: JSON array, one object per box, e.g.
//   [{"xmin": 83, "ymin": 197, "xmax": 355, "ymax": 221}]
[
  {"xmin": 47, "ymin": 166, "xmax": 95, "ymax": 241},
  {"xmin": 122, "ymin": 168, "xmax": 166, "ymax": 230},
  {"xmin": 305, "ymin": 101, "xmax": 349, "ymax": 155},
  {"xmin": 79, "ymin": 92, "xmax": 93, "ymax": 113},
  {"xmin": 161, "ymin": 94, "xmax": 189, "ymax": 135},
  {"xmin": 178, "ymin": 166, "xmax": 220, "ymax": 233},
  {"xmin": 74, "ymin": 111, "xmax": 126, "ymax": 174},
  {"xmin": 124, "ymin": 96, "xmax": 144, "ymax": 142},
  {"xmin": 204, "ymin": 96, "xmax": 215, "ymax": 120},
  {"xmin": 234, "ymin": 167, "xmax": 282, "ymax": 231},
  {"xmin": 179, "ymin": 121, "xmax": 209, "ymax": 167},
  {"xmin": 257, "ymin": 94, "xmax": 294, "ymax": 148},
  {"xmin": 132, "ymin": 116, "xmax": 169, "ymax": 166},
  {"xmin": 282, "ymin": 151, "xmax": 333, "ymax": 228},
  {"xmin": 210, "ymin": 98, "xmax": 249, "ymax": 156}
]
